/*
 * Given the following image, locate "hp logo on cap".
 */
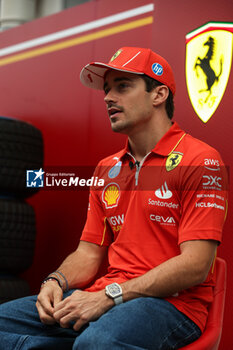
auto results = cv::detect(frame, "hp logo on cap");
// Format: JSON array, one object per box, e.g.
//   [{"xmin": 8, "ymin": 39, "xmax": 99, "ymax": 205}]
[{"xmin": 152, "ymin": 63, "xmax": 163, "ymax": 76}]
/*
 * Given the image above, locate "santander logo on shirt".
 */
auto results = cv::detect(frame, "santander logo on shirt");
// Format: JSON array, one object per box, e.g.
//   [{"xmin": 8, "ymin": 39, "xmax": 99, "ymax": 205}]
[{"xmin": 155, "ymin": 181, "xmax": 173, "ymax": 199}]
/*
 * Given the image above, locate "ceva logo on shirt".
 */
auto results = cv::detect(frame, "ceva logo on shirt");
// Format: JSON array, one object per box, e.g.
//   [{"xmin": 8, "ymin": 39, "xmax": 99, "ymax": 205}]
[{"xmin": 155, "ymin": 181, "xmax": 173, "ymax": 199}]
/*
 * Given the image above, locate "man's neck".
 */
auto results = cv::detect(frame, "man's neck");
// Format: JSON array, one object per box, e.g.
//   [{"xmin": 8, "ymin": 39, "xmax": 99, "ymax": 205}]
[{"xmin": 128, "ymin": 116, "xmax": 172, "ymax": 162}]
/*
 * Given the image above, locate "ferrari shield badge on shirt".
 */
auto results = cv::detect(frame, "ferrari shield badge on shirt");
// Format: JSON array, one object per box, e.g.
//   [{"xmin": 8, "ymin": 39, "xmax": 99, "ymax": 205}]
[
  {"xmin": 185, "ymin": 22, "xmax": 233, "ymax": 123},
  {"xmin": 166, "ymin": 153, "xmax": 183, "ymax": 172}
]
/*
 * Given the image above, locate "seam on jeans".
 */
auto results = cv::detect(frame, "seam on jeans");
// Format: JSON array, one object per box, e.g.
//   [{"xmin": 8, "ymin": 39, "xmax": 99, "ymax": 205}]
[
  {"xmin": 15, "ymin": 335, "xmax": 29, "ymax": 350},
  {"xmin": 173, "ymin": 326, "xmax": 200, "ymax": 349},
  {"xmin": 159, "ymin": 318, "xmax": 199, "ymax": 350}
]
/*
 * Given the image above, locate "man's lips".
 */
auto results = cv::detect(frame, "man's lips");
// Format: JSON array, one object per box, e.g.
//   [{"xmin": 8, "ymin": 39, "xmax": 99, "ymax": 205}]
[{"xmin": 108, "ymin": 107, "xmax": 123, "ymax": 118}]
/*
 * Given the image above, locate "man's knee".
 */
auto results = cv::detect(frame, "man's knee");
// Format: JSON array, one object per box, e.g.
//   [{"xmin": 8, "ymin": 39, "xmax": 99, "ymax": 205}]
[{"xmin": 0, "ymin": 295, "xmax": 39, "ymax": 332}]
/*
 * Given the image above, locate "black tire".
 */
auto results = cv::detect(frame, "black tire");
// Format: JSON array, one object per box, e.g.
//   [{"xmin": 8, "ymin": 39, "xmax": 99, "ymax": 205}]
[
  {"xmin": 0, "ymin": 198, "xmax": 36, "ymax": 274},
  {"xmin": 0, "ymin": 116, "xmax": 43, "ymax": 198},
  {"xmin": 0, "ymin": 276, "xmax": 30, "ymax": 304}
]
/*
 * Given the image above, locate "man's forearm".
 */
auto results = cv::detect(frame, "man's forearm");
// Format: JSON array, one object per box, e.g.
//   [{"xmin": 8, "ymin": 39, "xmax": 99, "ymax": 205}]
[
  {"xmin": 121, "ymin": 254, "xmax": 200, "ymax": 300},
  {"xmin": 121, "ymin": 240, "xmax": 217, "ymax": 301}
]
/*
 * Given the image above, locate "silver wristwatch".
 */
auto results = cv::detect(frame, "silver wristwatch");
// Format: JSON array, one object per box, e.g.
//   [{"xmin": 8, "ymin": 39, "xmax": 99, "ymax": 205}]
[{"xmin": 105, "ymin": 282, "xmax": 123, "ymax": 305}]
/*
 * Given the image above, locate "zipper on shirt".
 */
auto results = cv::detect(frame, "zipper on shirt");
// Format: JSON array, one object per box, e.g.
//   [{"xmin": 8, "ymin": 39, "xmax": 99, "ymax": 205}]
[{"xmin": 127, "ymin": 152, "xmax": 151, "ymax": 186}]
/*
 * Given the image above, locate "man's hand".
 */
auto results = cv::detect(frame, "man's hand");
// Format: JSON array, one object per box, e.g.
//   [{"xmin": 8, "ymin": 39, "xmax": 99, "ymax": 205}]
[
  {"xmin": 53, "ymin": 290, "xmax": 114, "ymax": 331},
  {"xmin": 36, "ymin": 281, "xmax": 63, "ymax": 325}
]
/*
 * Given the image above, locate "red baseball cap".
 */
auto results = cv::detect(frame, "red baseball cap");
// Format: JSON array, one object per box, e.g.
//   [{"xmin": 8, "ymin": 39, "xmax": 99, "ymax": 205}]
[{"xmin": 80, "ymin": 47, "xmax": 176, "ymax": 95}]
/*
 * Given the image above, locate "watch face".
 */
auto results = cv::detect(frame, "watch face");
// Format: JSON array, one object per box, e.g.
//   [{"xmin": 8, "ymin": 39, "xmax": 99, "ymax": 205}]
[{"xmin": 106, "ymin": 283, "xmax": 122, "ymax": 298}]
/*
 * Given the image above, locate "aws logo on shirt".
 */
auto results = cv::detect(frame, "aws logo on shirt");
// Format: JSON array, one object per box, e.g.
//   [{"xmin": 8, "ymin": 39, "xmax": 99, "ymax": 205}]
[
  {"xmin": 102, "ymin": 182, "xmax": 120, "ymax": 209},
  {"xmin": 204, "ymin": 158, "xmax": 220, "ymax": 171}
]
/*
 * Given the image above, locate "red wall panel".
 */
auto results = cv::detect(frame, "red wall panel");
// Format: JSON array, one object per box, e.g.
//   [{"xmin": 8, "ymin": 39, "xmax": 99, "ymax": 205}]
[{"xmin": 0, "ymin": 0, "xmax": 232, "ymax": 348}]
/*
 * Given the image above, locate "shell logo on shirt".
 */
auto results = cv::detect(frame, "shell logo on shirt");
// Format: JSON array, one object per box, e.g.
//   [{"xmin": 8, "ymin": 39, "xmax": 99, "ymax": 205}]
[{"xmin": 102, "ymin": 183, "xmax": 120, "ymax": 209}]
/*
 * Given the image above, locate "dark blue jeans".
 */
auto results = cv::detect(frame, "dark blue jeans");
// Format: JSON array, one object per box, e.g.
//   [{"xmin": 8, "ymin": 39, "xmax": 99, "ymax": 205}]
[{"xmin": 0, "ymin": 290, "xmax": 201, "ymax": 350}]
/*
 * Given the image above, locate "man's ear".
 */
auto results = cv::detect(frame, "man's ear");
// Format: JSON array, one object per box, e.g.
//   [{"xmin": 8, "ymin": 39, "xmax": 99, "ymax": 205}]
[{"xmin": 152, "ymin": 85, "xmax": 169, "ymax": 107}]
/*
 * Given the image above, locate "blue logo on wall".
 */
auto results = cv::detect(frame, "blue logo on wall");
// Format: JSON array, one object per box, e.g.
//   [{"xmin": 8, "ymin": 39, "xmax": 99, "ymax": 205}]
[
  {"xmin": 26, "ymin": 168, "xmax": 44, "ymax": 187},
  {"xmin": 152, "ymin": 63, "xmax": 163, "ymax": 76}
]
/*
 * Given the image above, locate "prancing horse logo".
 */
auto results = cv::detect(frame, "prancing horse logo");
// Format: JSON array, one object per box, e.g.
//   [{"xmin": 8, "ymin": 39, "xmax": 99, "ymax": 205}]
[
  {"xmin": 166, "ymin": 153, "xmax": 183, "ymax": 172},
  {"xmin": 185, "ymin": 22, "xmax": 233, "ymax": 123},
  {"xmin": 194, "ymin": 36, "xmax": 223, "ymax": 103}
]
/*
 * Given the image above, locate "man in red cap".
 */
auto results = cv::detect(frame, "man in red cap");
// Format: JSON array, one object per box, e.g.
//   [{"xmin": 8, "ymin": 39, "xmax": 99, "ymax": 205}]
[{"xmin": 0, "ymin": 47, "xmax": 228, "ymax": 349}]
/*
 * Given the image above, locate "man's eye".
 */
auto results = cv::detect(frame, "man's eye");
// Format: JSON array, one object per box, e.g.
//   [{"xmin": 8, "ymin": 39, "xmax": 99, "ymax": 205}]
[{"xmin": 118, "ymin": 83, "xmax": 129, "ymax": 90}]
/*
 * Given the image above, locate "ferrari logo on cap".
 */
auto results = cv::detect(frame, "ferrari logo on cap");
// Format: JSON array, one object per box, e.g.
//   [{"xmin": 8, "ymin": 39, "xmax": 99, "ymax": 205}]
[
  {"xmin": 166, "ymin": 153, "xmax": 183, "ymax": 172},
  {"xmin": 110, "ymin": 49, "xmax": 122, "ymax": 62},
  {"xmin": 185, "ymin": 22, "xmax": 233, "ymax": 123}
]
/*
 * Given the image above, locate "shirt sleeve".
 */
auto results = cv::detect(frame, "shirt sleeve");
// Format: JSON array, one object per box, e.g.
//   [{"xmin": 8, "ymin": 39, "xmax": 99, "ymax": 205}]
[
  {"xmin": 80, "ymin": 162, "xmax": 113, "ymax": 247},
  {"xmin": 178, "ymin": 148, "xmax": 228, "ymax": 245}
]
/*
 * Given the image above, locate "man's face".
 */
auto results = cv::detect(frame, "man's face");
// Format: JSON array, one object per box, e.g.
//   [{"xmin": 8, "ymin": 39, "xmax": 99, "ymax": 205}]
[{"xmin": 103, "ymin": 70, "xmax": 155, "ymax": 135}]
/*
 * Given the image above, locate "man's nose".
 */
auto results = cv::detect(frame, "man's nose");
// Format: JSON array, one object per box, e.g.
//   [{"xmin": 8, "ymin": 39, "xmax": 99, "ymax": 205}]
[{"xmin": 104, "ymin": 90, "xmax": 117, "ymax": 104}]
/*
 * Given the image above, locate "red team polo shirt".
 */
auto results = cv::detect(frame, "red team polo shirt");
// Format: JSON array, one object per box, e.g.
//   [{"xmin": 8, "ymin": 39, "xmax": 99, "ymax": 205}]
[{"xmin": 81, "ymin": 122, "xmax": 228, "ymax": 332}]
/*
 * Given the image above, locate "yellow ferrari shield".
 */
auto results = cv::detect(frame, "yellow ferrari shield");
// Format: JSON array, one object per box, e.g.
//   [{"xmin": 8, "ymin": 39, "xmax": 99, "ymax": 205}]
[
  {"xmin": 186, "ymin": 23, "xmax": 233, "ymax": 123},
  {"xmin": 166, "ymin": 153, "xmax": 183, "ymax": 172},
  {"xmin": 110, "ymin": 49, "xmax": 122, "ymax": 62}
]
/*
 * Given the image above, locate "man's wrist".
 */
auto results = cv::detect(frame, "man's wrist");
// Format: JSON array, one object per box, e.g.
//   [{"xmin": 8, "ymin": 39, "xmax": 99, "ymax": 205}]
[
  {"xmin": 54, "ymin": 270, "xmax": 69, "ymax": 292},
  {"xmin": 105, "ymin": 283, "xmax": 123, "ymax": 305},
  {"xmin": 101, "ymin": 290, "xmax": 115, "ymax": 312},
  {"xmin": 41, "ymin": 271, "xmax": 69, "ymax": 292},
  {"xmin": 41, "ymin": 276, "xmax": 62, "ymax": 289}
]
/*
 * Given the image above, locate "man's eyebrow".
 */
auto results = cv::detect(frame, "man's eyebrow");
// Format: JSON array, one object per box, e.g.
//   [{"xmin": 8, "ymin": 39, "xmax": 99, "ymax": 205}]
[
  {"xmin": 114, "ymin": 77, "xmax": 132, "ymax": 82},
  {"xmin": 103, "ymin": 77, "xmax": 133, "ymax": 91}
]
